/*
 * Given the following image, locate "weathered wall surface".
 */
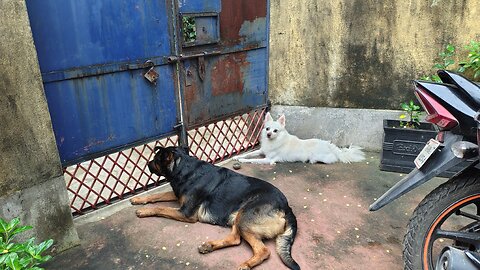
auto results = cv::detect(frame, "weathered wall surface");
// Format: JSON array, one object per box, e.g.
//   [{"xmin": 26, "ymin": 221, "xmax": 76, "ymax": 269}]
[
  {"xmin": 0, "ymin": 0, "xmax": 61, "ymax": 196},
  {"xmin": 0, "ymin": 0, "xmax": 78, "ymax": 251},
  {"xmin": 269, "ymin": 0, "xmax": 479, "ymax": 109}
]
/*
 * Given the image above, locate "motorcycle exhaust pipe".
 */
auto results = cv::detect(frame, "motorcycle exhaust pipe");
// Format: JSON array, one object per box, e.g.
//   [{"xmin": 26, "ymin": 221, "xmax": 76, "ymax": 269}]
[{"xmin": 435, "ymin": 247, "xmax": 479, "ymax": 270}]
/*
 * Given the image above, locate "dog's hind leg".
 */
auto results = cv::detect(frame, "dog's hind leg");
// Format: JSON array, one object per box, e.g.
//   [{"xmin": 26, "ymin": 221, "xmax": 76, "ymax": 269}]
[
  {"xmin": 198, "ymin": 224, "xmax": 241, "ymax": 254},
  {"xmin": 233, "ymin": 149, "xmax": 263, "ymax": 160},
  {"xmin": 130, "ymin": 191, "xmax": 177, "ymax": 205},
  {"xmin": 238, "ymin": 158, "xmax": 276, "ymax": 165},
  {"xmin": 135, "ymin": 207, "xmax": 197, "ymax": 223},
  {"xmin": 238, "ymin": 231, "xmax": 270, "ymax": 270}
]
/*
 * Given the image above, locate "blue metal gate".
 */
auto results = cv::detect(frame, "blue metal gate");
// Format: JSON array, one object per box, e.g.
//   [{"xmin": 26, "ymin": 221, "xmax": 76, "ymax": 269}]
[
  {"xmin": 26, "ymin": 0, "xmax": 269, "ymax": 214},
  {"xmin": 27, "ymin": 0, "xmax": 269, "ymax": 166},
  {"xmin": 26, "ymin": 0, "xmax": 181, "ymax": 166}
]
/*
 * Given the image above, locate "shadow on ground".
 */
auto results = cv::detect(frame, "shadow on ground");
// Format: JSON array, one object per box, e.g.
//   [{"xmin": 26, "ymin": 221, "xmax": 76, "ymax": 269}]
[{"xmin": 43, "ymin": 152, "xmax": 446, "ymax": 270}]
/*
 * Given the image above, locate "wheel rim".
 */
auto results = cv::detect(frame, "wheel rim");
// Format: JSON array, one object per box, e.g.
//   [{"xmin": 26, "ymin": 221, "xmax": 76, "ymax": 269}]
[{"xmin": 423, "ymin": 194, "xmax": 480, "ymax": 269}]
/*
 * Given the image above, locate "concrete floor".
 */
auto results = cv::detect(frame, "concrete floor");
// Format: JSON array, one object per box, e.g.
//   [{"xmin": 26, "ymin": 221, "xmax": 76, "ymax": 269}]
[{"xmin": 43, "ymin": 152, "xmax": 446, "ymax": 270}]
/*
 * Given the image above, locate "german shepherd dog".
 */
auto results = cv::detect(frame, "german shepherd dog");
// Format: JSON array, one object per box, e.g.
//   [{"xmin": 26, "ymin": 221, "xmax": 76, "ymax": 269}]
[{"xmin": 130, "ymin": 146, "xmax": 300, "ymax": 270}]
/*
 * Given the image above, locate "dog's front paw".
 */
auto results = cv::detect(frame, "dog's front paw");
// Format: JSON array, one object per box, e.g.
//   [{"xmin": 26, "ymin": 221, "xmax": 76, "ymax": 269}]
[
  {"xmin": 198, "ymin": 242, "xmax": 213, "ymax": 254},
  {"xmin": 135, "ymin": 209, "xmax": 152, "ymax": 218},
  {"xmin": 269, "ymin": 161, "xmax": 276, "ymax": 165},
  {"xmin": 238, "ymin": 264, "xmax": 251, "ymax": 270},
  {"xmin": 130, "ymin": 197, "xmax": 146, "ymax": 205}
]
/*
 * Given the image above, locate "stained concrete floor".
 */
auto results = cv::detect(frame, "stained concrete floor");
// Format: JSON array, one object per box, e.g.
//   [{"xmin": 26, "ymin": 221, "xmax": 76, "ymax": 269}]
[{"xmin": 43, "ymin": 152, "xmax": 446, "ymax": 270}]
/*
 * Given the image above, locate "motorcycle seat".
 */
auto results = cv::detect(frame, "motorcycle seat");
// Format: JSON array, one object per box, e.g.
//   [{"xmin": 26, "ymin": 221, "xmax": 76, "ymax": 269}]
[{"xmin": 438, "ymin": 70, "xmax": 480, "ymax": 106}]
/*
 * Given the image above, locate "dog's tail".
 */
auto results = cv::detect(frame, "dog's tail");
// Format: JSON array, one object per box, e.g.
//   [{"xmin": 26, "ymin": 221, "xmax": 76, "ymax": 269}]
[
  {"xmin": 276, "ymin": 208, "xmax": 300, "ymax": 270},
  {"xmin": 334, "ymin": 145, "xmax": 365, "ymax": 163}
]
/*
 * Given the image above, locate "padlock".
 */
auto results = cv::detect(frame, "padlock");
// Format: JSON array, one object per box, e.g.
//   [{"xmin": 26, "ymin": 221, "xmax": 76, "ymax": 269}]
[{"xmin": 144, "ymin": 66, "xmax": 159, "ymax": 84}]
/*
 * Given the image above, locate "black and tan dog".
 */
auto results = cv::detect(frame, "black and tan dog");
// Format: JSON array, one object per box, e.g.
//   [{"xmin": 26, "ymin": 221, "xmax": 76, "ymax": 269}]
[{"xmin": 130, "ymin": 146, "xmax": 300, "ymax": 270}]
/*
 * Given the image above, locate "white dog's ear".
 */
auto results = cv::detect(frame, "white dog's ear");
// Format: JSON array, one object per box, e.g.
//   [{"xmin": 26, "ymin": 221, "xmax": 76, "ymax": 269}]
[
  {"xmin": 265, "ymin": 112, "xmax": 272, "ymax": 122},
  {"xmin": 278, "ymin": 114, "xmax": 286, "ymax": 127}
]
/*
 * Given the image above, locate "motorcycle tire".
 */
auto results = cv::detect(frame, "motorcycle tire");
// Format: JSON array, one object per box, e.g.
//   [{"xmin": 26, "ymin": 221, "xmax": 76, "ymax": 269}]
[{"xmin": 403, "ymin": 168, "xmax": 480, "ymax": 270}]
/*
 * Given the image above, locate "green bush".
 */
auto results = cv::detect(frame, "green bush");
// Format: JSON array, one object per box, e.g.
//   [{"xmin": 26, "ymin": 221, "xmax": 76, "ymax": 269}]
[
  {"xmin": 458, "ymin": 40, "xmax": 480, "ymax": 80},
  {"xmin": 421, "ymin": 41, "xmax": 480, "ymax": 82},
  {"xmin": 0, "ymin": 217, "xmax": 53, "ymax": 270},
  {"xmin": 420, "ymin": 44, "xmax": 456, "ymax": 83}
]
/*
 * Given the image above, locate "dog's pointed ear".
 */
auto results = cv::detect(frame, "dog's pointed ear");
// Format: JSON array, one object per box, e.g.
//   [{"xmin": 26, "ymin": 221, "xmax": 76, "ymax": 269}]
[
  {"xmin": 265, "ymin": 112, "xmax": 272, "ymax": 122},
  {"xmin": 278, "ymin": 114, "xmax": 286, "ymax": 127},
  {"xmin": 154, "ymin": 146, "xmax": 164, "ymax": 153}
]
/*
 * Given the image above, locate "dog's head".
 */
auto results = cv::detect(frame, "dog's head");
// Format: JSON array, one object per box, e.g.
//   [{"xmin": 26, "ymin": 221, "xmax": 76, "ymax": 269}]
[
  {"xmin": 262, "ymin": 112, "xmax": 286, "ymax": 140},
  {"xmin": 148, "ymin": 146, "xmax": 189, "ymax": 177}
]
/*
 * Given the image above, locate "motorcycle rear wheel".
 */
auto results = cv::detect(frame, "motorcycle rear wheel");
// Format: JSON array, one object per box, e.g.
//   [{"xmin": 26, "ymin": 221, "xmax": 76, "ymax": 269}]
[{"xmin": 403, "ymin": 168, "xmax": 480, "ymax": 270}]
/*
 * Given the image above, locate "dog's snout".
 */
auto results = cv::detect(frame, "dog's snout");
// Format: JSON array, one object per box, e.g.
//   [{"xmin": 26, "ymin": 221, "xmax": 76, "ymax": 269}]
[
  {"xmin": 148, "ymin": 161, "xmax": 156, "ymax": 174},
  {"xmin": 267, "ymin": 133, "xmax": 272, "ymax": 138}
]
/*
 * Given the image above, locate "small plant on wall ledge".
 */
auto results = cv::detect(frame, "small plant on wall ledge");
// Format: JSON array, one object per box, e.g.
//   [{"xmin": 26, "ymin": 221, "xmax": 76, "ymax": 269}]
[
  {"xmin": 399, "ymin": 100, "xmax": 424, "ymax": 128},
  {"xmin": 0, "ymin": 217, "xmax": 53, "ymax": 270},
  {"xmin": 421, "ymin": 40, "xmax": 480, "ymax": 82},
  {"xmin": 420, "ymin": 44, "xmax": 456, "ymax": 82},
  {"xmin": 458, "ymin": 40, "xmax": 480, "ymax": 80}
]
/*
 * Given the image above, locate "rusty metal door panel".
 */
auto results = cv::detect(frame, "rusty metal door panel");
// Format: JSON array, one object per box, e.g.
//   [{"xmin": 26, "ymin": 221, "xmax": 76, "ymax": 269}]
[
  {"xmin": 26, "ymin": 0, "xmax": 180, "ymax": 166},
  {"xmin": 179, "ymin": 0, "xmax": 270, "ymax": 128},
  {"xmin": 183, "ymin": 49, "xmax": 268, "ymax": 127}
]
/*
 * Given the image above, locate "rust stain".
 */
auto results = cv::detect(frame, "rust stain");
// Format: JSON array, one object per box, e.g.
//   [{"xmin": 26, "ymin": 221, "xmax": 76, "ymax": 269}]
[
  {"xmin": 220, "ymin": 0, "xmax": 267, "ymax": 43},
  {"xmin": 211, "ymin": 52, "xmax": 247, "ymax": 96},
  {"xmin": 184, "ymin": 79, "xmax": 198, "ymax": 103}
]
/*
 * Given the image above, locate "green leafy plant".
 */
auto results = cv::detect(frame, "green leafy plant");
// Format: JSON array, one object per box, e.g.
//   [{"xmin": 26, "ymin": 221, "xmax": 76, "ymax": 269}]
[
  {"xmin": 182, "ymin": 16, "xmax": 196, "ymax": 43},
  {"xmin": 458, "ymin": 40, "xmax": 480, "ymax": 80},
  {"xmin": 399, "ymin": 101, "xmax": 424, "ymax": 128},
  {"xmin": 0, "ymin": 217, "xmax": 53, "ymax": 270},
  {"xmin": 420, "ymin": 44, "xmax": 456, "ymax": 82}
]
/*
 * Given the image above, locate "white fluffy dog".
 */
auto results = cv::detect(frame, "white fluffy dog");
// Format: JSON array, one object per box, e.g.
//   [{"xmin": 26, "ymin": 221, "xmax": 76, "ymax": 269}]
[{"xmin": 234, "ymin": 112, "xmax": 365, "ymax": 165}]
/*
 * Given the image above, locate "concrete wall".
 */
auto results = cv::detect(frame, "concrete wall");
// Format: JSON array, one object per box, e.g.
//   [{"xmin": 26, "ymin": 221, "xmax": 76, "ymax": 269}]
[
  {"xmin": 269, "ymin": 0, "xmax": 479, "ymax": 109},
  {"xmin": 0, "ymin": 0, "xmax": 78, "ymax": 251}
]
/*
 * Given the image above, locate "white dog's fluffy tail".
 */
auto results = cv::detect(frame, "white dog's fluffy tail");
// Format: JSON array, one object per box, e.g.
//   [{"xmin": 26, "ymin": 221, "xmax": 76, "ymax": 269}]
[{"xmin": 335, "ymin": 145, "xmax": 365, "ymax": 163}]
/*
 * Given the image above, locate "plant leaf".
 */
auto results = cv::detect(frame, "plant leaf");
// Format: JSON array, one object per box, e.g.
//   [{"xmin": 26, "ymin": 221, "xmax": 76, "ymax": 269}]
[
  {"xmin": 11, "ymin": 226, "xmax": 32, "ymax": 239},
  {"xmin": 5, "ymin": 252, "xmax": 21, "ymax": 270},
  {"xmin": 7, "ymin": 218, "xmax": 20, "ymax": 232},
  {"xmin": 35, "ymin": 239, "xmax": 53, "ymax": 255},
  {"xmin": 0, "ymin": 218, "xmax": 8, "ymax": 234},
  {"xmin": 446, "ymin": 44, "xmax": 455, "ymax": 52}
]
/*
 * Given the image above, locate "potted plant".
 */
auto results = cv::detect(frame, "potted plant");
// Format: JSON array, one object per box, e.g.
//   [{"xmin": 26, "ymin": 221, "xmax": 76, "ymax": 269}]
[
  {"xmin": 380, "ymin": 101, "xmax": 438, "ymax": 174},
  {"xmin": 380, "ymin": 42, "xmax": 479, "ymax": 176},
  {"xmin": 380, "ymin": 100, "xmax": 471, "ymax": 177}
]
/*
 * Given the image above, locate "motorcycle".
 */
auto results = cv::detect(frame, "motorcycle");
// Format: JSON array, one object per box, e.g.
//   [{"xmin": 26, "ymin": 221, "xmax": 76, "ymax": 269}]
[{"xmin": 369, "ymin": 70, "xmax": 480, "ymax": 270}]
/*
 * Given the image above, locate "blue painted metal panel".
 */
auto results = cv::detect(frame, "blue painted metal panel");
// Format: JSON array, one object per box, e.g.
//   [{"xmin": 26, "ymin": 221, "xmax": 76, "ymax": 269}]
[
  {"xmin": 26, "ymin": 0, "xmax": 179, "ymax": 166},
  {"xmin": 26, "ymin": 0, "xmax": 270, "ymax": 165},
  {"xmin": 178, "ymin": 0, "xmax": 221, "ymax": 13},
  {"xmin": 44, "ymin": 66, "xmax": 177, "ymax": 165},
  {"xmin": 26, "ymin": 0, "xmax": 173, "ymax": 73}
]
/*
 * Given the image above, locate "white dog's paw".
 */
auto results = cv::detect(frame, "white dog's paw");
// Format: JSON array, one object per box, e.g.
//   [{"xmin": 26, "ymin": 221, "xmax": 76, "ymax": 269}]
[
  {"xmin": 232, "ymin": 156, "xmax": 240, "ymax": 161},
  {"xmin": 269, "ymin": 161, "xmax": 276, "ymax": 165}
]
